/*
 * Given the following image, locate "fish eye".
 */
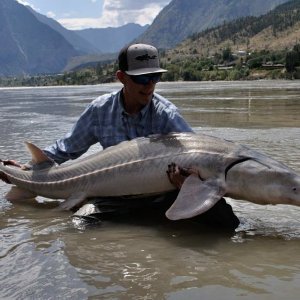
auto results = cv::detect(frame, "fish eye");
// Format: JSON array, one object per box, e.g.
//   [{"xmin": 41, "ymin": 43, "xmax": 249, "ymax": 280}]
[{"xmin": 292, "ymin": 187, "xmax": 297, "ymax": 192}]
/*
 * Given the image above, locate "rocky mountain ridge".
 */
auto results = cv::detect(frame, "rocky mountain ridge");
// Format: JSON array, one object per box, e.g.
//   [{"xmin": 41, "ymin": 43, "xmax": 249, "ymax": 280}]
[{"xmin": 137, "ymin": 0, "xmax": 290, "ymax": 48}]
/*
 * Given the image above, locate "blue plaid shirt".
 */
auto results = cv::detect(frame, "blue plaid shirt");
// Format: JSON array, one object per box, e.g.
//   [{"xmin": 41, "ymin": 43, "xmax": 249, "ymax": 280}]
[{"xmin": 44, "ymin": 89, "xmax": 193, "ymax": 164}]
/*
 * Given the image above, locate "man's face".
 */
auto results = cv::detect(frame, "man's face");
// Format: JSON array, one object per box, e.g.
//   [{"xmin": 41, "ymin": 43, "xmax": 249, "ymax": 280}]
[{"xmin": 117, "ymin": 71, "xmax": 161, "ymax": 114}]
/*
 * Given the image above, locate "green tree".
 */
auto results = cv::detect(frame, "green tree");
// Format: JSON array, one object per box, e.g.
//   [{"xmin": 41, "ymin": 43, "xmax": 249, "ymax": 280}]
[
  {"xmin": 286, "ymin": 45, "xmax": 300, "ymax": 72},
  {"xmin": 222, "ymin": 47, "xmax": 233, "ymax": 62}
]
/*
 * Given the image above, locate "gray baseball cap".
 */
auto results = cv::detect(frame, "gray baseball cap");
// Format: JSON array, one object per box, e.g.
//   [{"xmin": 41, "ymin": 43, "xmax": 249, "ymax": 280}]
[{"xmin": 118, "ymin": 44, "xmax": 167, "ymax": 76}]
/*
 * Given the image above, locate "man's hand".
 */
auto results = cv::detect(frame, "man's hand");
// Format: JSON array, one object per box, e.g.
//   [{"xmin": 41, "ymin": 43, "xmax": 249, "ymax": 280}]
[
  {"xmin": 0, "ymin": 159, "xmax": 31, "ymax": 170},
  {"xmin": 0, "ymin": 159, "xmax": 30, "ymax": 184},
  {"xmin": 1, "ymin": 159, "xmax": 23, "ymax": 168},
  {"xmin": 166, "ymin": 162, "xmax": 202, "ymax": 189}
]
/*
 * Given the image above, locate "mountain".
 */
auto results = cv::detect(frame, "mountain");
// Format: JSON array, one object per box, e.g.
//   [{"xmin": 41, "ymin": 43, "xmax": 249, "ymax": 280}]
[
  {"xmin": 164, "ymin": 0, "xmax": 300, "ymax": 60},
  {"xmin": 63, "ymin": 23, "xmax": 149, "ymax": 71},
  {"xmin": 29, "ymin": 9, "xmax": 148, "ymax": 54},
  {"xmin": 0, "ymin": 0, "xmax": 78, "ymax": 76},
  {"xmin": 74, "ymin": 23, "xmax": 149, "ymax": 53},
  {"xmin": 1, "ymin": 0, "xmax": 295, "ymax": 77},
  {"xmin": 0, "ymin": 1, "xmax": 147, "ymax": 76},
  {"xmin": 136, "ymin": 0, "xmax": 290, "ymax": 49},
  {"xmin": 28, "ymin": 7, "xmax": 99, "ymax": 55}
]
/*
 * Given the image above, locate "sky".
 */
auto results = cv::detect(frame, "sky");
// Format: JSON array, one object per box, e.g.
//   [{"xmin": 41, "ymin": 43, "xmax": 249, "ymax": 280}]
[{"xmin": 17, "ymin": 0, "xmax": 171, "ymax": 30}]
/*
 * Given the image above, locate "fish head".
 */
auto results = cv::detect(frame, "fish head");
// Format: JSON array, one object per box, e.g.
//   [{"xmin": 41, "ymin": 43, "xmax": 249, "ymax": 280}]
[
  {"xmin": 252, "ymin": 167, "xmax": 300, "ymax": 206},
  {"xmin": 276, "ymin": 171, "xmax": 300, "ymax": 206},
  {"xmin": 227, "ymin": 159, "xmax": 300, "ymax": 207}
]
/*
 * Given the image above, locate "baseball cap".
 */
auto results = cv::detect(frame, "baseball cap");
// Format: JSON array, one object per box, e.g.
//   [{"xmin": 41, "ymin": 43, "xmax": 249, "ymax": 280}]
[{"xmin": 118, "ymin": 44, "xmax": 167, "ymax": 76}]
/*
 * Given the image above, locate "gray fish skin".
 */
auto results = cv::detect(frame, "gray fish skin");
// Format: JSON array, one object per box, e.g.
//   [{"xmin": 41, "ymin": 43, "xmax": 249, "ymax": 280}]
[{"xmin": 0, "ymin": 133, "xmax": 299, "ymax": 219}]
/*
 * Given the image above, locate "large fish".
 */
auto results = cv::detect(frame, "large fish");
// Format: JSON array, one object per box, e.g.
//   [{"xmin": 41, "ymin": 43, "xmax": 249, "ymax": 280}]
[{"xmin": 0, "ymin": 133, "xmax": 299, "ymax": 220}]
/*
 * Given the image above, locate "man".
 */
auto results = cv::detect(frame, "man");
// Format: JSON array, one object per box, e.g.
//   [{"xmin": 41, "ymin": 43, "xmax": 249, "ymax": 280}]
[
  {"xmin": 0, "ymin": 44, "xmax": 192, "ymax": 171},
  {"xmin": 44, "ymin": 43, "xmax": 193, "ymax": 164},
  {"xmin": 0, "ymin": 44, "xmax": 238, "ymax": 228}
]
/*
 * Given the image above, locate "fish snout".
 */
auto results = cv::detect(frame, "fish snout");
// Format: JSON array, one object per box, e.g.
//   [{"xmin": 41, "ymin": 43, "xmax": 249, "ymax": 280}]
[
  {"xmin": 285, "ymin": 177, "xmax": 300, "ymax": 206},
  {"xmin": 289, "ymin": 186, "xmax": 300, "ymax": 206}
]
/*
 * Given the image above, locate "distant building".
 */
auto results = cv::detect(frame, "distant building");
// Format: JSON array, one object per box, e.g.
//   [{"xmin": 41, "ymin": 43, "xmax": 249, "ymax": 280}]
[
  {"xmin": 237, "ymin": 50, "xmax": 247, "ymax": 56},
  {"xmin": 262, "ymin": 62, "xmax": 285, "ymax": 69}
]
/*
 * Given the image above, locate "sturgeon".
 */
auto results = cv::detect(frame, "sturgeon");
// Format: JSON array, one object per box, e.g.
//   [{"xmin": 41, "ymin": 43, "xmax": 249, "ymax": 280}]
[{"xmin": 0, "ymin": 133, "xmax": 299, "ymax": 220}]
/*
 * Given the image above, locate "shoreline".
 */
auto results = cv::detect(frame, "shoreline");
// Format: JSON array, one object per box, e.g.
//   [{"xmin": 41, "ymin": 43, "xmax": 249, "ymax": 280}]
[{"xmin": 1, "ymin": 70, "xmax": 299, "ymax": 88}]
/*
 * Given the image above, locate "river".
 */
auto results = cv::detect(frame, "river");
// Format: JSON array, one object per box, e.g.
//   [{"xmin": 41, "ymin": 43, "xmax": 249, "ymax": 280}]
[{"xmin": 0, "ymin": 80, "xmax": 300, "ymax": 299}]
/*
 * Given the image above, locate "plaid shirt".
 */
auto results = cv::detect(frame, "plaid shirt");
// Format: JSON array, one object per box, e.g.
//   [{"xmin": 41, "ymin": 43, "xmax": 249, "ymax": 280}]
[{"xmin": 44, "ymin": 89, "xmax": 193, "ymax": 164}]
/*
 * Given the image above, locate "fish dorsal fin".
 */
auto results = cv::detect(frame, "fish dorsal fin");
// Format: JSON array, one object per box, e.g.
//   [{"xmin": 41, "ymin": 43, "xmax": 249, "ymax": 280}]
[
  {"xmin": 165, "ymin": 175, "xmax": 226, "ymax": 221},
  {"xmin": 25, "ymin": 141, "xmax": 53, "ymax": 165}
]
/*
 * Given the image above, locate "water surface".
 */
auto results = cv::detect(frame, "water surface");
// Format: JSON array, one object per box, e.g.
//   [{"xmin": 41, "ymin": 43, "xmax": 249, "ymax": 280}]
[{"xmin": 0, "ymin": 81, "xmax": 300, "ymax": 299}]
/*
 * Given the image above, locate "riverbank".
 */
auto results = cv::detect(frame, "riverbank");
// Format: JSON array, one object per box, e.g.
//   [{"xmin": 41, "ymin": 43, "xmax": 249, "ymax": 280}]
[{"xmin": 1, "ymin": 66, "xmax": 300, "ymax": 88}]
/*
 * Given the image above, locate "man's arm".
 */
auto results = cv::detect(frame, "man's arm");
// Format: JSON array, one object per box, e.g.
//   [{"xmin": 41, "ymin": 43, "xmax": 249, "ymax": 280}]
[{"xmin": 44, "ymin": 104, "xmax": 98, "ymax": 164}]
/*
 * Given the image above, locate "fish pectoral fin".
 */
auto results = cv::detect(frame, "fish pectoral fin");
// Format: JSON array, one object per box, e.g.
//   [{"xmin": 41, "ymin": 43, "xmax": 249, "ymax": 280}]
[
  {"xmin": 58, "ymin": 192, "xmax": 87, "ymax": 210},
  {"xmin": 5, "ymin": 186, "xmax": 37, "ymax": 201},
  {"xmin": 165, "ymin": 175, "xmax": 225, "ymax": 220}
]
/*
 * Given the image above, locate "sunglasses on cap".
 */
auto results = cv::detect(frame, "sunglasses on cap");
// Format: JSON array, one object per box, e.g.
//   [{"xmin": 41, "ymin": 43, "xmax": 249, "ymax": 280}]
[{"xmin": 129, "ymin": 73, "xmax": 162, "ymax": 85}]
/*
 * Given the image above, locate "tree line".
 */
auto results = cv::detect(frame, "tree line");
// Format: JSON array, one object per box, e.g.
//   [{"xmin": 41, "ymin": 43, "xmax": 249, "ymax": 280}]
[{"xmin": 1, "ymin": 43, "xmax": 300, "ymax": 87}]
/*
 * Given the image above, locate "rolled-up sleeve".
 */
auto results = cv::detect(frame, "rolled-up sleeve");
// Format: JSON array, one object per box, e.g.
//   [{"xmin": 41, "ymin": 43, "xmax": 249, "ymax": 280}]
[{"xmin": 44, "ymin": 104, "xmax": 97, "ymax": 164}]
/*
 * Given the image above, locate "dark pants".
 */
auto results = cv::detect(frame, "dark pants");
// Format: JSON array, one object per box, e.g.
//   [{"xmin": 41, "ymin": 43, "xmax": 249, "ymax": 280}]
[{"xmin": 73, "ymin": 192, "xmax": 240, "ymax": 230}]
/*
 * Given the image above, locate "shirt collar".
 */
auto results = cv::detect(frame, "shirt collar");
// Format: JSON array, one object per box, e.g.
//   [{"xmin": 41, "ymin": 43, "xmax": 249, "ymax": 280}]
[{"xmin": 119, "ymin": 89, "xmax": 152, "ymax": 118}]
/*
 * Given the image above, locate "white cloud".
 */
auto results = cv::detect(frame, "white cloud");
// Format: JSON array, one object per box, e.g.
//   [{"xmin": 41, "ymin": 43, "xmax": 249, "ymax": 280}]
[
  {"xmin": 17, "ymin": 0, "xmax": 170, "ymax": 30},
  {"xmin": 59, "ymin": 18, "xmax": 104, "ymax": 30},
  {"xmin": 59, "ymin": 0, "xmax": 171, "ymax": 30},
  {"xmin": 46, "ymin": 11, "xmax": 56, "ymax": 19},
  {"xmin": 101, "ymin": 0, "xmax": 168, "ymax": 26}
]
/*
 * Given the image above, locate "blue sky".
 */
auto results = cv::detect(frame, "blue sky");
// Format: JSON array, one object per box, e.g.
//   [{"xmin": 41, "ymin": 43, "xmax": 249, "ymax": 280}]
[{"xmin": 17, "ymin": 0, "xmax": 171, "ymax": 29}]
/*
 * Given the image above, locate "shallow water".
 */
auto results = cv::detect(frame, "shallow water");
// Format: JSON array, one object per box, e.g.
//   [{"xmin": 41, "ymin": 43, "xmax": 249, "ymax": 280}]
[{"xmin": 0, "ymin": 80, "xmax": 300, "ymax": 299}]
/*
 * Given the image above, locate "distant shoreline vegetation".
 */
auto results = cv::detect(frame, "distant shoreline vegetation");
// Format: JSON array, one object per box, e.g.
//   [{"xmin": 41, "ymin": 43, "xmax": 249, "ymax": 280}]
[{"xmin": 1, "ymin": 45, "xmax": 300, "ymax": 87}]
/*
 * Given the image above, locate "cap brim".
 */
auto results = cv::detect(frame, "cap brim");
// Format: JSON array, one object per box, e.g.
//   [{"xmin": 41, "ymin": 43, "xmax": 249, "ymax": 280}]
[{"xmin": 125, "ymin": 68, "xmax": 167, "ymax": 76}]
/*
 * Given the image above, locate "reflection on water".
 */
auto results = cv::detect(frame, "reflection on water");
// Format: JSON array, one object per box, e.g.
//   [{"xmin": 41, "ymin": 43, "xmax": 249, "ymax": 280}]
[
  {"xmin": 0, "ymin": 80, "xmax": 300, "ymax": 299},
  {"xmin": 160, "ymin": 81, "xmax": 300, "ymax": 129}
]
